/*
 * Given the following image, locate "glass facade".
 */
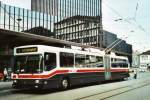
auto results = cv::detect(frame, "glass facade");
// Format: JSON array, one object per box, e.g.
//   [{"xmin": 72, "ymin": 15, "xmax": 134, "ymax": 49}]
[
  {"xmin": 0, "ymin": 2, "xmax": 56, "ymax": 37},
  {"xmin": 31, "ymin": 0, "xmax": 101, "ymax": 17},
  {"xmin": 31, "ymin": 0, "xmax": 103, "ymax": 47}
]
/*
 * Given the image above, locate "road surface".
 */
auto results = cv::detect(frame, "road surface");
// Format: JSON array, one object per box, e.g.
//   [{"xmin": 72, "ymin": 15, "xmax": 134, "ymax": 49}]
[{"xmin": 0, "ymin": 72, "xmax": 150, "ymax": 100}]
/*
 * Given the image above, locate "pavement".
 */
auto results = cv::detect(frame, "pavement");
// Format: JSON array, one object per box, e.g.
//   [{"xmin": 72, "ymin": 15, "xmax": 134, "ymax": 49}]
[
  {"xmin": 0, "ymin": 81, "xmax": 12, "ymax": 90},
  {"xmin": 0, "ymin": 72, "xmax": 150, "ymax": 100}
]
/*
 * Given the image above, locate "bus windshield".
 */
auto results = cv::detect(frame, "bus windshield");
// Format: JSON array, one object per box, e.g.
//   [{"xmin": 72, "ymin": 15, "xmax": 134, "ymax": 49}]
[{"xmin": 14, "ymin": 55, "xmax": 43, "ymax": 74}]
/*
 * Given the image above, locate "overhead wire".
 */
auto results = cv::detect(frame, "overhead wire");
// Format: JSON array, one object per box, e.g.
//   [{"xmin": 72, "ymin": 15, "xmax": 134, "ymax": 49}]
[
  {"xmin": 102, "ymin": 0, "xmax": 147, "ymax": 33},
  {"xmin": 102, "ymin": 0, "xmax": 149, "ymax": 51}
]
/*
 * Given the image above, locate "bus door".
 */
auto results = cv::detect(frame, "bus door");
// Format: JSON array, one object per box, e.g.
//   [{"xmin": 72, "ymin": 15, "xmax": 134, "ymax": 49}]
[{"xmin": 104, "ymin": 55, "xmax": 111, "ymax": 80}]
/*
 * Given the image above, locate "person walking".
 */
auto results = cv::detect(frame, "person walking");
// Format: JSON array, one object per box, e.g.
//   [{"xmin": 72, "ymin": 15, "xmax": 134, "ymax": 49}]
[
  {"xmin": 3, "ymin": 68, "xmax": 8, "ymax": 81},
  {"xmin": 133, "ymin": 70, "xmax": 137, "ymax": 79}
]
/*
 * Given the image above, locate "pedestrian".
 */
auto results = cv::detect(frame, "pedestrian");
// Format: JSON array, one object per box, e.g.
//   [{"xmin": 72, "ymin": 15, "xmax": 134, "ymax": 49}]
[
  {"xmin": 133, "ymin": 70, "xmax": 137, "ymax": 79},
  {"xmin": 3, "ymin": 68, "xmax": 8, "ymax": 81}
]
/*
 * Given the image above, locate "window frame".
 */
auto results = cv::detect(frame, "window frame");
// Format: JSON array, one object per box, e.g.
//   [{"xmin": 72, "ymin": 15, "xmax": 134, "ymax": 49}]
[
  {"xmin": 60, "ymin": 52, "xmax": 74, "ymax": 68},
  {"xmin": 44, "ymin": 52, "xmax": 57, "ymax": 71}
]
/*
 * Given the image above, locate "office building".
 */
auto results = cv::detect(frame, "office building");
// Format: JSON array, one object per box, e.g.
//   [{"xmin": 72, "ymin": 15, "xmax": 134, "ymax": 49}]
[
  {"xmin": 31, "ymin": 0, "xmax": 103, "ymax": 47},
  {"xmin": 139, "ymin": 50, "xmax": 150, "ymax": 70},
  {"xmin": 54, "ymin": 15, "xmax": 102, "ymax": 47}
]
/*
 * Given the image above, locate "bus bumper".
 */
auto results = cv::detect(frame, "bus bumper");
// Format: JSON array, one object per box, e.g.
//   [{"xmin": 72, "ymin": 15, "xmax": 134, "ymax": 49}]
[
  {"xmin": 12, "ymin": 79, "xmax": 44, "ymax": 89},
  {"xmin": 12, "ymin": 79, "xmax": 60, "ymax": 89}
]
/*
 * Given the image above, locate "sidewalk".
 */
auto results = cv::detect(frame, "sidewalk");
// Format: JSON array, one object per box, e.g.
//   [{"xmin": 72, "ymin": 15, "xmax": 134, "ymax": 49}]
[{"xmin": 0, "ymin": 81, "xmax": 12, "ymax": 90}]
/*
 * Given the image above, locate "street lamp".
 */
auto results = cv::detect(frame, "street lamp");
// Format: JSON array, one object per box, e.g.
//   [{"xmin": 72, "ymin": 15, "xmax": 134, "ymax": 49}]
[
  {"xmin": 114, "ymin": 18, "xmax": 123, "ymax": 22},
  {"xmin": 17, "ymin": 18, "xmax": 22, "ymax": 31}
]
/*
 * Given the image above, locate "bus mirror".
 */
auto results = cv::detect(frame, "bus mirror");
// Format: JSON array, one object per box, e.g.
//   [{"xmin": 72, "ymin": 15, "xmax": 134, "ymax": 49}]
[{"xmin": 40, "ymin": 55, "xmax": 43, "ymax": 58}]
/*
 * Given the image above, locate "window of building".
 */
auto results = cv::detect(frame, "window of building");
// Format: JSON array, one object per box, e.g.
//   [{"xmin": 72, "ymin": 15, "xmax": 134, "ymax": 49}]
[
  {"xmin": 84, "ymin": 22, "xmax": 89, "ymax": 28},
  {"xmin": 74, "ymin": 20, "xmax": 77, "ymax": 24},
  {"xmin": 60, "ymin": 52, "xmax": 74, "ymax": 67},
  {"xmin": 141, "ymin": 55, "xmax": 148, "ymax": 60}
]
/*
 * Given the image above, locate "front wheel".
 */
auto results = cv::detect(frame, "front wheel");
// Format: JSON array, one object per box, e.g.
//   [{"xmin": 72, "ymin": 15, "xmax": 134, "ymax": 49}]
[{"xmin": 60, "ymin": 78, "xmax": 69, "ymax": 90}]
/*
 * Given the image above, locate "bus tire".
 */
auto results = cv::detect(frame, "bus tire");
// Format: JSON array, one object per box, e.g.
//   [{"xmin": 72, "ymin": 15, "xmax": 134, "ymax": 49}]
[{"xmin": 60, "ymin": 78, "xmax": 69, "ymax": 90}]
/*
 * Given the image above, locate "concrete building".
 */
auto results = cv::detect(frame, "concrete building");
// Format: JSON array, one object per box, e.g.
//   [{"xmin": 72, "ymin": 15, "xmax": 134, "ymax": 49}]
[
  {"xmin": 132, "ymin": 50, "xmax": 140, "ymax": 67},
  {"xmin": 139, "ymin": 50, "xmax": 150, "ymax": 70},
  {"xmin": 54, "ymin": 15, "xmax": 102, "ymax": 47}
]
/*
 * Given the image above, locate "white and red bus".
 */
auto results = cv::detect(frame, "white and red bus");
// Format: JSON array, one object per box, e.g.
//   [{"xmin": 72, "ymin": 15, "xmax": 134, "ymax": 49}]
[{"xmin": 12, "ymin": 45, "xmax": 129, "ymax": 89}]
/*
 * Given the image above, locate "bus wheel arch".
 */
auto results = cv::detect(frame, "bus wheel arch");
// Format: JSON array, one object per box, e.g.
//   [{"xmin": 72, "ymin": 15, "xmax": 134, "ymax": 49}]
[{"xmin": 60, "ymin": 77, "xmax": 70, "ymax": 89}]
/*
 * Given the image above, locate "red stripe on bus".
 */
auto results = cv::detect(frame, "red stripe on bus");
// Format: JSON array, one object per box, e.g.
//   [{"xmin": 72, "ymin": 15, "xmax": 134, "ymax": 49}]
[
  {"xmin": 77, "ymin": 69, "xmax": 105, "ymax": 73},
  {"xmin": 13, "ymin": 68, "xmax": 129, "ymax": 79},
  {"xmin": 110, "ymin": 69, "xmax": 129, "ymax": 72},
  {"xmin": 17, "ymin": 70, "xmax": 69, "ymax": 79}
]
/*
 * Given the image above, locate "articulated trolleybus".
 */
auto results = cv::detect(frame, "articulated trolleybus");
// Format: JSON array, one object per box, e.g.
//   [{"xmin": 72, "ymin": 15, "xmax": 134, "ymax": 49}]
[{"xmin": 12, "ymin": 45, "xmax": 129, "ymax": 89}]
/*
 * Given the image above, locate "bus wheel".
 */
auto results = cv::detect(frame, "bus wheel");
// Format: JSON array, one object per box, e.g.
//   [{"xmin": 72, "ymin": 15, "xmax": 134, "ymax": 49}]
[{"xmin": 61, "ymin": 78, "xmax": 69, "ymax": 90}]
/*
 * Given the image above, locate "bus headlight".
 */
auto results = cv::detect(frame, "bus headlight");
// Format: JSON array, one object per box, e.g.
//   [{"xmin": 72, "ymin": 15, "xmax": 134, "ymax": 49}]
[
  {"xmin": 13, "ymin": 80, "xmax": 17, "ymax": 83},
  {"xmin": 35, "ymin": 80, "xmax": 40, "ymax": 84},
  {"xmin": 44, "ymin": 81, "xmax": 47, "ymax": 84}
]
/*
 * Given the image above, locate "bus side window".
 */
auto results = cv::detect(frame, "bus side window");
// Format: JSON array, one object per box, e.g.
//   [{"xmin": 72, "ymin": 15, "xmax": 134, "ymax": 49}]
[
  {"xmin": 60, "ymin": 52, "xmax": 74, "ymax": 68},
  {"xmin": 75, "ymin": 54, "xmax": 85, "ymax": 68},
  {"xmin": 96, "ymin": 56, "xmax": 103, "ymax": 67},
  {"xmin": 44, "ymin": 53, "xmax": 56, "ymax": 71}
]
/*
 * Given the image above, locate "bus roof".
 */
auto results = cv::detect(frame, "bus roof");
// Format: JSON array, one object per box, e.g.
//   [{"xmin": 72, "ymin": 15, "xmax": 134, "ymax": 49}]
[{"xmin": 14, "ymin": 45, "xmax": 105, "ymax": 56}]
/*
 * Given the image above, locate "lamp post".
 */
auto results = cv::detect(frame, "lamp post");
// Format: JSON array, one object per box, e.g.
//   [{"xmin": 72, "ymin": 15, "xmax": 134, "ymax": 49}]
[
  {"xmin": 17, "ymin": 18, "xmax": 22, "ymax": 31},
  {"xmin": 114, "ymin": 18, "xmax": 123, "ymax": 22}
]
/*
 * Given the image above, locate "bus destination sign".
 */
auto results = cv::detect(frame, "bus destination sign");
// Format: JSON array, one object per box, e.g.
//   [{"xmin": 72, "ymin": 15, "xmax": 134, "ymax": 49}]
[{"xmin": 16, "ymin": 47, "xmax": 38, "ymax": 53}]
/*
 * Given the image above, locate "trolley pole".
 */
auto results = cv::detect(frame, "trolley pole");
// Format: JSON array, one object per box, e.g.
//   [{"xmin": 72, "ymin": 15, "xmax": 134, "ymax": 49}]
[{"xmin": 104, "ymin": 36, "xmax": 128, "ymax": 54}]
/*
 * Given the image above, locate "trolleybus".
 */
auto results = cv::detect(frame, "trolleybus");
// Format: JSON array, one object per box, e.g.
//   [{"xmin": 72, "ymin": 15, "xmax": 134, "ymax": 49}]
[{"xmin": 12, "ymin": 45, "xmax": 129, "ymax": 89}]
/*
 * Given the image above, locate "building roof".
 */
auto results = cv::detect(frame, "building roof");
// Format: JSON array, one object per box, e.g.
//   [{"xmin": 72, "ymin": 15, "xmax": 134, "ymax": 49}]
[
  {"xmin": 54, "ymin": 15, "xmax": 101, "ymax": 24},
  {"xmin": 0, "ymin": 28, "xmax": 103, "ymax": 49},
  {"xmin": 141, "ymin": 50, "xmax": 150, "ymax": 55}
]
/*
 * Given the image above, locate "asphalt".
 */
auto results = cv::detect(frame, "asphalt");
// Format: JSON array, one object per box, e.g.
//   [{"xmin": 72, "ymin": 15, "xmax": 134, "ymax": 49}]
[{"xmin": 0, "ymin": 72, "xmax": 148, "ymax": 91}]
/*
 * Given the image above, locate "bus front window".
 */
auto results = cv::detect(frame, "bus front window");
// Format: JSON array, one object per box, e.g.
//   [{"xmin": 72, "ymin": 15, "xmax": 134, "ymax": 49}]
[{"xmin": 14, "ymin": 55, "xmax": 43, "ymax": 74}]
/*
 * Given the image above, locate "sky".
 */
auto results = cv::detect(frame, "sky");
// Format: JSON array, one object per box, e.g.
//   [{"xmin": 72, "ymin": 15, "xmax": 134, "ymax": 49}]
[
  {"xmin": 0, "ymin": 0, "xmax": 149, "ymax": 53},
  {"xmin": 102, "ymin": 0, "xmax": 150, "ymax": 53},
  {"xmin": 0, "ymin": 0, "xmax": 31, "ymax": 9}
]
